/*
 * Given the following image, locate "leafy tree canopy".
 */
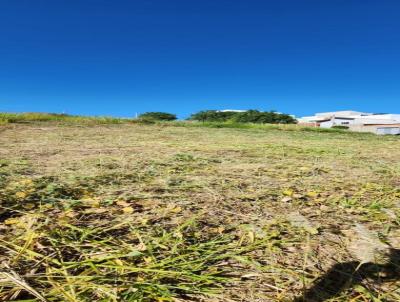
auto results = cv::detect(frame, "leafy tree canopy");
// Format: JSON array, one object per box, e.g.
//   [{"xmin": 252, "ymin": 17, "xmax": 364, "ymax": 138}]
[
  {"xmin": 188, "ymin": 110, "xmax": 296, "ymax": 124},
  {"xmin": 138, "ymin": 112, "xmax": 177, "ymax": 121}
]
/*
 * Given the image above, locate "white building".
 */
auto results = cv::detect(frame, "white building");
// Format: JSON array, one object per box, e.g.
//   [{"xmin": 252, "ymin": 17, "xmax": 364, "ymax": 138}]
[
  {"xmin": 298, "ymin": 110, "xmax": 400, "ymax": 135},
  {"xmin": 217, "ymin": 109, "xmax": 247, "ymax": 113}
]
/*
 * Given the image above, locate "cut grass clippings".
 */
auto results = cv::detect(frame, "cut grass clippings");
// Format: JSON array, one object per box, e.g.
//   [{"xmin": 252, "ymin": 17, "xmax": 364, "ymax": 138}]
[{"xmin": 0, "ymin": 122, "xmax": 399, "ymax": 301}]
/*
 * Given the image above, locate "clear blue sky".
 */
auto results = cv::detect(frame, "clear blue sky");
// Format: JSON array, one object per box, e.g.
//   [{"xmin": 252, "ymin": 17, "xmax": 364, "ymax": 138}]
[{"xmin": 1, "ymin": 0, "xmax": 399, "ymax": 118}]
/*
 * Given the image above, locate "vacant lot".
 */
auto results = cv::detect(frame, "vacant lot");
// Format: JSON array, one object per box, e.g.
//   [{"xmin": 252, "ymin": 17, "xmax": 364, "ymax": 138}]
[{"xmin": 0, "ymin": 123, "xmax": 399, "ymax": 301}]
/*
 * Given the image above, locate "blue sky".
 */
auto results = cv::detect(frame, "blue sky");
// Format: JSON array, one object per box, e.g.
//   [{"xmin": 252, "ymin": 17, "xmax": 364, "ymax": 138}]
[{"xmin": 1, "ymin": 0, "xmax": 399, "ymax": 118}]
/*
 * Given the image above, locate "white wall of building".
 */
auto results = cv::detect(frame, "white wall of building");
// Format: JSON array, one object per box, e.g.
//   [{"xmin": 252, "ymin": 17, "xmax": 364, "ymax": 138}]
[
  {"xmin": 376, "ymin": 127, "xmax": 400, "ymax": 135},
  {"xmin": 298, "ymin": 110, "xmax": 400, "ymax": 134},
  {"xmin": 320, "ymin": 118, "xmax": 357, "ymax": 128},
  {"xmin": 358, "ymin": 114, "xmax": 400, "ymax": 122}
]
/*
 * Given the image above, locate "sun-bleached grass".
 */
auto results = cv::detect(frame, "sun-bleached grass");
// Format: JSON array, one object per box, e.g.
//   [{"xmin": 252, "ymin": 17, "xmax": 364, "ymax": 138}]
[
  {"xmin": 0, "ymin": 122, "xmax": 399, "ymax": 301},
  {"xmin": 0, "ymin": 112, "xmax": 128, "ymax": 125}
]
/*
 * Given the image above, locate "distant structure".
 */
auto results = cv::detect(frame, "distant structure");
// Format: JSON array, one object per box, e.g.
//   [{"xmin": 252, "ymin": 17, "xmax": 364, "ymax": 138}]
[
  {"xmin": 217, "ymin": 109, "xmax": 247, "ymax": 113},
  {"xmin": 298, "ymin": 110, "xmax": 400, "ymax": 135}
]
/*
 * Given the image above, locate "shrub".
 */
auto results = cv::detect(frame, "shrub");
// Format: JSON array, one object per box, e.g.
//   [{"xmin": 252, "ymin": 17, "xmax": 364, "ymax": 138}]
[
  {"xmin": 0, "ymin": 117, "xmax": 8, "ymax": 125},
  {"xmin": 138, "ymin": 112, "xmax": 177, "ymax": 121},
  {"xmin": 332, "ymin": 125, "xmax": 349, "ymax": 129}
]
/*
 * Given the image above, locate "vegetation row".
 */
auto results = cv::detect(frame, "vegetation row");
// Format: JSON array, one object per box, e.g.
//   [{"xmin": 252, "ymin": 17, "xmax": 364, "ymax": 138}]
[{"xmin": 0, "ymin": 110, "xmax": 296, "ymax": 124}]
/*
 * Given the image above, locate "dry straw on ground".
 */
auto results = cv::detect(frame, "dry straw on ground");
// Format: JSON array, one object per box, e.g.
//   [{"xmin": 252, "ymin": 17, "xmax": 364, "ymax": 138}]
[{"xmin": 0, "ymin": 121, "xmax": 399, "ymax": 301}]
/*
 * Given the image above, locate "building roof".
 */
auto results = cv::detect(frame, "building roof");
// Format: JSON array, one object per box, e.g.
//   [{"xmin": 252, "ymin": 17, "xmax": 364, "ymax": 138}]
[
  {"xmin": 299, "ymin": 110, "xmax": 400, "ymax": 124},
  {"xmin": 217, "ymin": 109, "xmax": 247, "ymax": 112},
  {"xmin": 315, "ymin": 110, "xmax": 370, "ymax": 117}
]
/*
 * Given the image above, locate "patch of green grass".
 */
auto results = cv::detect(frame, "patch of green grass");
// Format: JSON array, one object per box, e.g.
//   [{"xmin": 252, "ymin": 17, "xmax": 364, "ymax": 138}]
[{"xmin": 166, "ymin": 120, "xmax": 378, "ymax": 136}]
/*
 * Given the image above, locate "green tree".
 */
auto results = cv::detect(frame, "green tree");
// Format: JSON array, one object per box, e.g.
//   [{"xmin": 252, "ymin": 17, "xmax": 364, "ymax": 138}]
[
  {"xmin": 138, "ymin": 112, "xmax": 177, "ymax": 121},
  {"xmin": 189, "ymin": 110, "xmax": 297, "ymax": 124},
  {"xmin": 232, "ymin": 110, "xmax": 297, "ymax": 124},
  {"xmin": 188, "ymin": 110, "xmax": 238, "ymax": 122}
]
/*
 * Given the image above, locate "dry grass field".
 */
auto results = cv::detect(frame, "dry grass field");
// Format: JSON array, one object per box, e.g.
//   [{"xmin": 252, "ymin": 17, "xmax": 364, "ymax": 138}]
[{"xmin": 0, "ymin": 122, "xmax": 399, "ymax": 301}]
